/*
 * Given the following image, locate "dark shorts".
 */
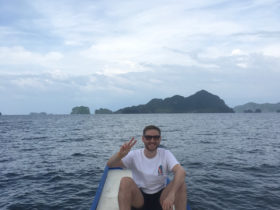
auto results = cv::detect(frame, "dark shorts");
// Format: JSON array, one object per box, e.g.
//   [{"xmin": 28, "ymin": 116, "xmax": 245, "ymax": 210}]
[{"xmin": 131, "ymin": 189, "xmax": 164, "ymax": 210}]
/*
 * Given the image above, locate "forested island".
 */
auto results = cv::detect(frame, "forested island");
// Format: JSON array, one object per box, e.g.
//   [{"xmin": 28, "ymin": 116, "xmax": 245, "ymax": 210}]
[
  {"xmin": 71, "ymin": 106, "xmax": 91, "ymax": 114},
  {"xmin": 95, "ymin": 108, "xmax": 113, "ymax": 114},
  {"xmin": 234, "ymin": 102, "xmax": 280, "ymax": 113},
  {"xmin": 96, "ymin": 90, "xmax": 234, "ymax": 114}
]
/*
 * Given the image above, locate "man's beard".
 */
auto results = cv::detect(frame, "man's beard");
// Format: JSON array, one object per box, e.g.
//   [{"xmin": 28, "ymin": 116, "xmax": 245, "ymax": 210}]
[{"xmin": 145, "ymin": 143, "xmax": 158, "ymax": 152}]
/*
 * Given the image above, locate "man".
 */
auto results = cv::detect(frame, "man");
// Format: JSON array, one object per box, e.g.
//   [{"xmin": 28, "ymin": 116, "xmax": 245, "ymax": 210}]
[{"xmin": 107, "ymin": 125, "xmax": 187, "ymax": 210}]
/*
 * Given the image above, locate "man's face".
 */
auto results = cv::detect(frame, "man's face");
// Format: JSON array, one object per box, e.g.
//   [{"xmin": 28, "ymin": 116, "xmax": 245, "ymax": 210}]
[{"xmin": 142, "ymin": 129, "xmax": 161, "ymax": 152}]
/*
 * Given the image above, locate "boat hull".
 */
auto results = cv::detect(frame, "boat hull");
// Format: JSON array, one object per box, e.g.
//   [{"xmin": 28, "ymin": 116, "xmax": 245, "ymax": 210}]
[{"xmin": 91, "ymin": 166, "xmax": 191, "ymax": 210}]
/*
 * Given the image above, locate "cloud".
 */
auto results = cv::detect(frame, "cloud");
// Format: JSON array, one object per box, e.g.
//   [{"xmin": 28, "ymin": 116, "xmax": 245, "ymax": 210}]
[
  {"xmin": 231, "ymin": 49, "xmax": 247, "ymax": 56},
  {"xmin": 0, "ymin": 0, "xmax": 280, "ymax": 114},
  {"xmin": 262, "ymin": 44, "xmax": 280, "ymax": 57},
  {"xmin": 0, "ymin": 46, "xmax": 63, "ymax": 71}
]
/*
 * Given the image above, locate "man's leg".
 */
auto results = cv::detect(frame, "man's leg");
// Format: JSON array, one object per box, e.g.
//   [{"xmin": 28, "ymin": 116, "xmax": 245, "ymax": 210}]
[
  {"xmin": 160, "ymin": 181, "xmax": 187, "ymax": 210},
  {"xmin": 118, "ymin": 177, "xmax": 144, "ymax": 210}
]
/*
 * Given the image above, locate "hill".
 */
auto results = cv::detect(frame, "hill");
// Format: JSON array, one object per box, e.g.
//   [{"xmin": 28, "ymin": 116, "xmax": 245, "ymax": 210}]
[
  {"xmin": 234, "ymin": 102, "xmax": 280, "ymax": 113},
  {"xmin": 115, "ymin": 90, "xmax": 234, "ymax": 113}
]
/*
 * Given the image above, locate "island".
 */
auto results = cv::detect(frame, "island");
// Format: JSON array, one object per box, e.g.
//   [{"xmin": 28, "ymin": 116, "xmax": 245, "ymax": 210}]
[
  {"xmin": 113, "ymin": 90, "xmax": 234, "ymax": 114},
  {"xmin": 234, "ymin": 102, "xmax": 280, "ymax": 113},
  {"xmin": 95, "ymin": 108, "xmax": 113, "ymax": 114},
  {"xmin": 71, "ymin": 106, "xmax": 90, "ymax": 114},
  {"xmin": 29, "ymin": 112, "xmax": 48, "ymax": 116}
]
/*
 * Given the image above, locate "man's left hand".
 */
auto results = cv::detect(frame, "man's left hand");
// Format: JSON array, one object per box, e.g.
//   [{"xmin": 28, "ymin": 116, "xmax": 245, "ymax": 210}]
[{"xmin": 162, "ymin": 192, "xmax": 175, "ymax": 210}]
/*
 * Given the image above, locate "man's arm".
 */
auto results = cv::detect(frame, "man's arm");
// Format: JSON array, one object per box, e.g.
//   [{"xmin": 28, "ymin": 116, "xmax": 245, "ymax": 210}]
[
  {"xmin": 107, "ymin": 137, "xmax": 137, "ymax": 168},
  {"xmin": 161, "ymin": 164, "xmax": 186, "ymax": 210},
  {"xmin": 170, "ymin": 164, "xmax": 186, "ymax": 194}
]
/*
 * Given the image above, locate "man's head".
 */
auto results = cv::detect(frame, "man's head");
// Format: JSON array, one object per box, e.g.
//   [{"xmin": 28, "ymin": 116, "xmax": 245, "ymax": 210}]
[
  {"xmin": 142, "ymin": 125, "xmax": 161, "ymax": 152},
  {"xmin": 143, "ymin": 125, "xmax": 161, "ymax": 136}
]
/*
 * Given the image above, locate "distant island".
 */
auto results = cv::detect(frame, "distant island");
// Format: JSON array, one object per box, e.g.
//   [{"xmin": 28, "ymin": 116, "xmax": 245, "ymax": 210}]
[
  {"xmin": 234, "ymin": 102, "xmax": 280, "ymax": 113},
  {"xmin": 95, "ymin": 90, "xmax": 234, "ymax": 114},
  {"xmin": 95, "ymin": 108, "xmax": 113, "ymax": 114},
  {"xmin": 71, "ymin": 106, "xmax": 90, "ymax": 114},
  {"xmin": 29, "ymin": 112, "xmax": 48, "ymax": 116}
]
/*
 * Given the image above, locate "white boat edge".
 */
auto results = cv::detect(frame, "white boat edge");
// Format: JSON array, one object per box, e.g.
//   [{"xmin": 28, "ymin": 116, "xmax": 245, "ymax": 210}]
[{"xmin": 91, "ymin": 167, "xmax": 132, "ymax": 210}]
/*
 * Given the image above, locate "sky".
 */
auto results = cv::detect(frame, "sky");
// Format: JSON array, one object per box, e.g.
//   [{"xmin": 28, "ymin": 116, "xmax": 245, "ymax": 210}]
[{"xmin": 0, "ymin": 0, "xmax": 280, "ymax": 114}]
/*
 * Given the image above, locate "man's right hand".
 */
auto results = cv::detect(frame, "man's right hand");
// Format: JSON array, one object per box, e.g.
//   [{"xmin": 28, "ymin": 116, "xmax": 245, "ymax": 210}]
[
  {"xmin": 107, "ymin": 137, "xmax": 137, "ymax": 167},
  {"xmin": 118, "ymin": 137, "xmax": 137, "ymax": 159}
]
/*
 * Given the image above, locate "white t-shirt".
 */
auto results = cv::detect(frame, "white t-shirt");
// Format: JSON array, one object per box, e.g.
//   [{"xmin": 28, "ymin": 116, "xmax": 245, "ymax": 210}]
[{"xmin": 122, "ymin": 148, "xmax": 179, "ymax": 194}]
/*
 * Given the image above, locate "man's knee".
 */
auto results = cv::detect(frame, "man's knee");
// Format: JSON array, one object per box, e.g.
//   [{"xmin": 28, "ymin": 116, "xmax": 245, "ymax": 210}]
[
  {"xmin": 119, "ymin": 177, "xmax": 134, "ymax": 192},
  {"xmin": 118, "ymin": 177, "xmax": 144, "ymax": 208}
]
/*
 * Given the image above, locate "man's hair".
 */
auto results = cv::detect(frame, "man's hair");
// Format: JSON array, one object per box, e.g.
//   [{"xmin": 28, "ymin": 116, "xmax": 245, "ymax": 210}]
[{"xmin": 143, "ymin": 125, "xmax": 161, "ymax": 136}]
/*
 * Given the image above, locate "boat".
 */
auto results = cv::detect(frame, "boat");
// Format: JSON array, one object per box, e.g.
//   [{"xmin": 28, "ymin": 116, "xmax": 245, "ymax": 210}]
[{"xmin": 91, "ymin": 166, "xmax": 191, "ymax": 210}]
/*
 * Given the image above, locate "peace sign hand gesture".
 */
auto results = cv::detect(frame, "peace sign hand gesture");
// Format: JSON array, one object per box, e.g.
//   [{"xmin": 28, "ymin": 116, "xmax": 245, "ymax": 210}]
[{"xmin": 118, "ymin": 137, "xmax": 137, "ymax": 159}]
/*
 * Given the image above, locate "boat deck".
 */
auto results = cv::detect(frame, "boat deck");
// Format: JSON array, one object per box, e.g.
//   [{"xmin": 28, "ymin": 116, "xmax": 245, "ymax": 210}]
[{"xmin": 97, "ymin": 169, "xmax": 132, "ymax": 210}]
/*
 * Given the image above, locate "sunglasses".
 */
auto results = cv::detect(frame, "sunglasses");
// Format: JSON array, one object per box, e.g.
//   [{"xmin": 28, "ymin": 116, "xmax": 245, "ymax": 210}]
[{"xmin": 144, "ymin": 135, "xmax": 161, "ymax": 140}]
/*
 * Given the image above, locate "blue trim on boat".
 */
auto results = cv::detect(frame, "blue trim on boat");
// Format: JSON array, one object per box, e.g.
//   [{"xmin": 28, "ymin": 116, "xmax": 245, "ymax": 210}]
[{"xmin": 90, "ymin": 166, "xmax": 109, "ymax": 210}]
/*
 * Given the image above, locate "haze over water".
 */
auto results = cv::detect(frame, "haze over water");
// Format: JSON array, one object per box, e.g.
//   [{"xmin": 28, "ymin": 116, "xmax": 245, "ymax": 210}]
[{"xmin": 1, "ymin": 113, "xmax": 279, "ymax": 210}]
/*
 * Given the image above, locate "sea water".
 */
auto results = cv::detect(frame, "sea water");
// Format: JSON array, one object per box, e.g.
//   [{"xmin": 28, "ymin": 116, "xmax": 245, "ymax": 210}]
[{"xmin": 0, "ymin": 114, "xmax": 279, "ymax": 210}]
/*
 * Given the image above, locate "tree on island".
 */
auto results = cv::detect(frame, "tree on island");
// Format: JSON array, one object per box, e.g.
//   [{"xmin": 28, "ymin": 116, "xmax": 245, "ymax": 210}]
[{"xmin": 71, "ymin": 106, "xmax": 90, "ymax": 114}]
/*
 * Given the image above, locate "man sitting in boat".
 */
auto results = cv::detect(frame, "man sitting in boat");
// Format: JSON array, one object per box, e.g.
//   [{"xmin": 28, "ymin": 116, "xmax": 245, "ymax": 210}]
[{"xmin": 107, "ymin": 125, "xmax": 187, "ymax": 210}]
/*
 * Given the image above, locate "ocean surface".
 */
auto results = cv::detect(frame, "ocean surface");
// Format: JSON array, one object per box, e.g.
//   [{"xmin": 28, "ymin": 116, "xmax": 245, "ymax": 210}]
[{"xmin": 0, "ymin": 113, "xmax": 279, "ymax": 210}]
